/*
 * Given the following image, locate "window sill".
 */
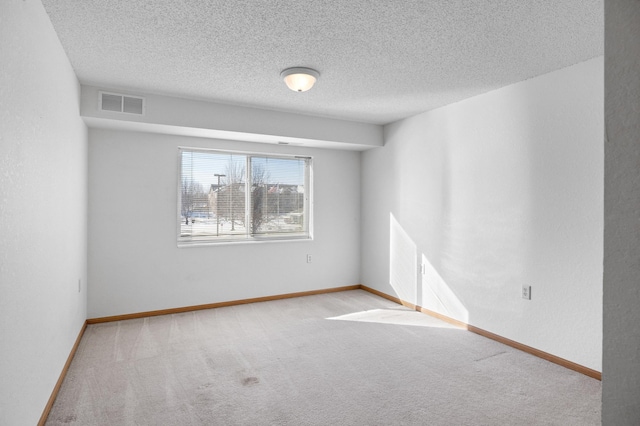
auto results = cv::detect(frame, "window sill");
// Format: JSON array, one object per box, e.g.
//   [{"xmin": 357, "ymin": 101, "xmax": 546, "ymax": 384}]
[{"xmin": 177, "ymin": 235, "xmax": 313, "ymax": 248}]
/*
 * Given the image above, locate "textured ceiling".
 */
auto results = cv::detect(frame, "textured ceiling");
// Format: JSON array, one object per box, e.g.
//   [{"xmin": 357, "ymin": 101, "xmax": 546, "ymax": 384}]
[{"xmin": 42, "ymin": 0, "xmax": 603, "ymax": 125}]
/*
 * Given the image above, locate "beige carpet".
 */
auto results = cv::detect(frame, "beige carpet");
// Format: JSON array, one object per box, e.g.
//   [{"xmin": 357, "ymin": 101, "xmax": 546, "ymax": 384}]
[{"xmin": 46, "ymin": 290, "xmax": 601, "ymax": 425}]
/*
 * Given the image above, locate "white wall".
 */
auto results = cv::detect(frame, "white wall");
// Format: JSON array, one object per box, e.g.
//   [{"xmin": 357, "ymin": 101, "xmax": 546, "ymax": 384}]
[
  {"xmin": 361, "ymin": 57, "xmax": 603, "ymax": 371},
  {"xmin": 81, "ymin": 85, "xmax": 384, "ymax": 150},
  {"xmin": 88, "ymin": 129, "xmax": 360, "ymax": 318},
  {"xmin": 0, "ymin": 1, "xmax": 88, "ymax": 424},
  {"xmin": 603, "ymin": 1, "xmax": 640, "ymax": 423}
]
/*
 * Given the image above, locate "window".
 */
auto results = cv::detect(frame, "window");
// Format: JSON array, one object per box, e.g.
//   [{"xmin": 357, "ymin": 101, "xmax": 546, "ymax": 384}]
[{"xmin": 178, "ymin": 148, "xmax": 312, "ymax": 245}]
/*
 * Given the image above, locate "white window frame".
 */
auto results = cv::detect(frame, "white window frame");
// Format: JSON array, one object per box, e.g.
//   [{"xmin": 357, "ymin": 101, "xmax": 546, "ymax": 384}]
[{"xmin": 177, "ymin": 147, "xmax": 313, "ymax": 246}]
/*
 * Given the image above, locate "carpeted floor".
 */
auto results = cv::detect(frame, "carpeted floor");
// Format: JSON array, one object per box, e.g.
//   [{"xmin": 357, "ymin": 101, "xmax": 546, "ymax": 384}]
[{"xmin": 46, "ymin": 290, "xmax": 601, "ymax": 425}]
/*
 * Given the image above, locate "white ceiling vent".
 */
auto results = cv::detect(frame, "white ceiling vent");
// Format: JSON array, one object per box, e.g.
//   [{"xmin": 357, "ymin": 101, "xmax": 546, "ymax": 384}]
[{"xmin": 99, "ymin": 91, "xmax": 145, "ymax": 115}]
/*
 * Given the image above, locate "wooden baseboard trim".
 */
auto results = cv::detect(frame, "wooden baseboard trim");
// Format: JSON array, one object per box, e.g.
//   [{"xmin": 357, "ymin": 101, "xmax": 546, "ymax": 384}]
[
  {"xmin": 360, "ymin": 285, "xmax": 402, "ymax": 304},
  {"xmin": 467, "ymin": 323, "xmax": 601, "ymax": 380},
  {"xmin": 417, "ymin": 306, "xmax": 470, "ymax": 329},
  {"xmin": 38, "ymin": 321, "xmax": 88, "ymax": 426},
  {"xmin": 359, "ymin": 285, "xmax": 602, "ymax": 381},
  {"xmin": 87, "ymin": 285, "xmax": 361, "ymax": 324}
]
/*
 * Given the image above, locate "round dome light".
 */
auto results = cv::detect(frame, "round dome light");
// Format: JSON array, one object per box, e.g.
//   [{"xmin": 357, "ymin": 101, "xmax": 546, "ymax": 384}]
[{"xmin": 281, "ymin": 67, "xmax": 320, "ymax": 92}]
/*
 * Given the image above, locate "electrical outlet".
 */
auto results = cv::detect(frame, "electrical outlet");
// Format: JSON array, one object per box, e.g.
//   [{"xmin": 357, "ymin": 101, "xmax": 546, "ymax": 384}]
[
  {"xmin": 306, "ymin": 254, "xmax": 312, "ymax": 263},
  {"xmin": 78, "ymin": 278, "xmax": 82, "ymax": 293},
  {"xmin": 522, "ymin": 285, "xmax": 531, "ymax": 300}
]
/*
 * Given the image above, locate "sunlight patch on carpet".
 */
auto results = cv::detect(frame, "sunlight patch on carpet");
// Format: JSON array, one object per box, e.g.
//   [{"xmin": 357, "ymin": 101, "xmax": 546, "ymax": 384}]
[{"xmin": 327, "ymin": 307, "xmax": 464, "ymax": 329}]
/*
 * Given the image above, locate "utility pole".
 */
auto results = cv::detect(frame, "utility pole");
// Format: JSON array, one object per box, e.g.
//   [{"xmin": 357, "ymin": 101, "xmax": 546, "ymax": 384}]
[{"xmin": 214, "ymin": 174, "xmax": 226, "ymax": 236}]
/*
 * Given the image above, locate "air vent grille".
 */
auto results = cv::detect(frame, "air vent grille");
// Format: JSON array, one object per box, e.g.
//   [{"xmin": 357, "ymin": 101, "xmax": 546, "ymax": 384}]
[{"xmin": 99, "ymin": 91, "xmax": 145, "ymax": 115}]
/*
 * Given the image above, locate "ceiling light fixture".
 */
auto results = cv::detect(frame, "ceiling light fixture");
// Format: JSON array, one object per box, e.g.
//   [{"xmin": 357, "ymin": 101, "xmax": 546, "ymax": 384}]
[{"xmin": 281, "ymin": 67, "xmax": 320, "ymax": 92}]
